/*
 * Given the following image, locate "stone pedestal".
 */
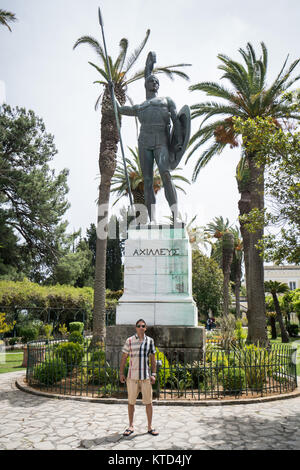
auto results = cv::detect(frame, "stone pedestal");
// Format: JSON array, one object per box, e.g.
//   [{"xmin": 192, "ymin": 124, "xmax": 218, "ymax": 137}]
[
  {"xmin": 106, "ymin": 324, "xmax": 205, "ymax": 365},
  {"xmin": 116, "ymin": 224, "xmax": 198, "ymax": 326}
]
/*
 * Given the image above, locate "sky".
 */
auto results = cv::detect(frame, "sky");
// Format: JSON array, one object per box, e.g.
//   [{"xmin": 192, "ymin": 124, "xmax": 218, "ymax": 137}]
[{"xmin": 1, "ymin": 0, "xmax": 300, "ymax": 241}]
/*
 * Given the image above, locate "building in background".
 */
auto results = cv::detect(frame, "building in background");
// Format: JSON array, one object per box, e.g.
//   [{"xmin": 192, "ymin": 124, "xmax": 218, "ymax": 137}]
[{"xmin": 264, "ymin": 265, "xmax": 300, "ymax": 291}]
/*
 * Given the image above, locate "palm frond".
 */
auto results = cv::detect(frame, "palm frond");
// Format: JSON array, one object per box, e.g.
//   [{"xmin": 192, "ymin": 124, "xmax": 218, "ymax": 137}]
[
  {"xmin": 187, "ymin": 119, "xmax": 229, "ymax": 149},
  {"xmin": 192, "ymin": 142, "xmax": 226, "ymax": 181},
  {"xmin": 114, "ymin": 38, "xmax": 129, "ymax": 73},
  {"xmin": 0, "ymin": 9, "xmax": 17, "ymax": 31},
  {"xmin": 260, "ymin": 42, "xmax": 268, "ymax": 72},
  {"xmin": 246, "ymin": 42, "xmax": 257, "ymax": 64},
  {"xmin": 193, "ymin": 103, "xmax": 245, "ymax": 126},
  {"xmin": 124, "ymin": 29, "xmax": 151, "ymax": 74},
  {"xmin": 124, "ymin": 69, "xmax": 145, "ymax": 86},
  {"xmin": 73, "ymin": 36, "xmax": 105, "ymax": 61},
  {"xmin": 263, "ymin": 59, "xmax": 300, "ymax": 109},
  {"xmin": 189, "ymin": 82, "xmax": 238, "ymax": 104},
  {"xmin": 153, "ymin": 65, "xmax": 191, "ymax": 81},
  {"xmin": 94, "ymin": 92, "xmax": 103, "ymax": 111},
  {"xmin": 88, "ymin": 61, "xmax": 109, "ymax": 82}
]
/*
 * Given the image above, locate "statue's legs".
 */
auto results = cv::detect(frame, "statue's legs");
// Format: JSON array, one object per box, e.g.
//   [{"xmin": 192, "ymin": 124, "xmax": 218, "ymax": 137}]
[
  {"xmin": 138, "ymin": 143, "xmax": 156, "ymax": 222},
  {"xmin": 155, "ymin": 145, "xmax": 178, "ymax": 222}
]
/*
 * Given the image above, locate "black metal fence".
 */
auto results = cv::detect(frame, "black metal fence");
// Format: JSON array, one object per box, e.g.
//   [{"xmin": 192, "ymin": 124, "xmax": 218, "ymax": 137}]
[{"xmin": 26, "ymin": 339, "xmax": 298, "ymax": 401}]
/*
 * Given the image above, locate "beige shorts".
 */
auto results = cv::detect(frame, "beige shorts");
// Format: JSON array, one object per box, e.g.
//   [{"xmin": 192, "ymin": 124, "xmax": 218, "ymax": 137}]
[{"xmin": 126, "ymin": 378, "xmax": 153, "ymax": 405}]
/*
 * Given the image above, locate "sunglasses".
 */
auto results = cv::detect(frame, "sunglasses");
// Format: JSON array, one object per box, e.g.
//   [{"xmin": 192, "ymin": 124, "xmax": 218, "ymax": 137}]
[{"xmin": 136, "ymin": 324, "xmax": 146, "ymax": 328}]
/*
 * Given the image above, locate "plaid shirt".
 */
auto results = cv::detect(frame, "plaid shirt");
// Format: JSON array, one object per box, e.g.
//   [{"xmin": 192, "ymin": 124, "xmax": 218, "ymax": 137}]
[{"xmin": 122, "ymin": 334, "xmax": 156, "ymax": 380}]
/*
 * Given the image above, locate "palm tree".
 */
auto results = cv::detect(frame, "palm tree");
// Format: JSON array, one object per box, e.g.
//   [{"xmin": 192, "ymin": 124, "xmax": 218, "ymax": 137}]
[
  {"xmin": 230, "ymin": 226, "xmax": 243, "ymax": 319},
  {"xmin": 0, "ymin": 9, "xmax": 17, "ymax": 31},
  {"xmin": 187, "ymin": 42, "xmax": 300, "ymax": 345},
  {"xmin": 206, "ymin": 220, "xmax": 243, "ymax": 318},
  {"xmin": 205, "ymin": 217, "xmax": 234, "ymax": 317},
  {"xmin": 206, "ymin": 216, "xmax": 231, "ymax": 253},
  {"xmin": 73, "ymin": 27, "xmax": 190, "ymax": 344},
  {"xmin": 264, "ymin": 280, "xmax": 290, "ymax": 343}
]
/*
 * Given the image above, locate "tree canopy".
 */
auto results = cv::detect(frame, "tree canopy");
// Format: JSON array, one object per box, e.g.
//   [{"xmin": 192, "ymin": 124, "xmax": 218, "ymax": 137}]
[
  {"xmin": 234, "ymin": 113, "xmax": 300, "ymax": 264},
  {"xmin": 0, "ymin": 105, "xmax": 70, "ymax": 281}
]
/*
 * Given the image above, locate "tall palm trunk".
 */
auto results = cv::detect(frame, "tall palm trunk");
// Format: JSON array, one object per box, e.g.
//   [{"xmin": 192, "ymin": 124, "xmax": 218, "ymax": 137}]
[
  {"xmin": 132, "ymin": 190, "xmax": 148, "ymax": 225},
  {"xmin": 269, "ymin": 314, "xmax": 277, "ymax": 340},
  {"xmin": 92, "ymin": 86, "xmax": 125, "ymax": 345},
  {"xmin": 238, "ymin": 154, "xmax": 269, "ymax": 346},
  {"xmin": 222, "ymin": 232, "xmax": 234, "ymax": 316},
  {"xmin": 272, "ymin": 294, "xmax": 289, "ymax": 343},
  {"xmin": 234, "ymin": 257, "xmax": 242, "ymax": 319}
]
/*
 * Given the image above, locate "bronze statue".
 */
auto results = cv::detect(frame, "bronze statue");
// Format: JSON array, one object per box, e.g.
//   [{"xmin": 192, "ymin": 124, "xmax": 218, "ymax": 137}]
[{"xmin": 118, "ymin": 52, "xmax": 190, "ymax": 223}]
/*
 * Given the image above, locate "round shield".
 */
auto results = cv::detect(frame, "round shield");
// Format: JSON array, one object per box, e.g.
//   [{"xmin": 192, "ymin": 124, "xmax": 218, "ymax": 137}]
[{"xmin": 169, "ymin": 105, "xmax": 191, "ymax": 170}]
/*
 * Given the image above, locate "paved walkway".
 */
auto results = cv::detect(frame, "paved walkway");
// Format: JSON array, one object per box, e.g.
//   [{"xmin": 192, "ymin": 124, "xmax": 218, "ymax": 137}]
[{"xmin": 0, "ymin": 371, "xmax": 300, "ymax": 450}]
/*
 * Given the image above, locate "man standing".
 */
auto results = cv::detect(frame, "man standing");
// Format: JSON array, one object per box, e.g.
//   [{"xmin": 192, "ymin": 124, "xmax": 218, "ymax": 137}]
[{"xmin": 119, "ymin": 319, "xmax": 159, "ymax": 436}]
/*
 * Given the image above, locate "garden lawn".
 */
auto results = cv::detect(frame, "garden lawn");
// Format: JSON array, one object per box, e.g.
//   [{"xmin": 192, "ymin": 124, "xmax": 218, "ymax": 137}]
[{"xmin": 0, "ymin": 351, "xmax": 25, "ymax": 374}]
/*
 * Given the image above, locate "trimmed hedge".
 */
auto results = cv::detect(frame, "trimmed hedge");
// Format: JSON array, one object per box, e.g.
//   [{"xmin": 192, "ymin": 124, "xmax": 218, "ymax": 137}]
[
  {"xmin": 68, "ymin": 331, "xmax": 84, "ymax": 344},
  {"xmin": 33, "ymin": 359, "xmax": 67, "ymax": 385},
  {"xmin": 69, "ymin": 322, "xmax": 84, "ymax": 334},
  {"xmin": 55, "ymin": 342, "xmax": 84, "ymax": 372}
]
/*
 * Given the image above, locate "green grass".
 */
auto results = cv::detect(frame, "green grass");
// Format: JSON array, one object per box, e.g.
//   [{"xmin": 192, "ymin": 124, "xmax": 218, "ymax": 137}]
[{"xmin": 0, "ymin": 351, "xmax": 25, "ymax": 374}]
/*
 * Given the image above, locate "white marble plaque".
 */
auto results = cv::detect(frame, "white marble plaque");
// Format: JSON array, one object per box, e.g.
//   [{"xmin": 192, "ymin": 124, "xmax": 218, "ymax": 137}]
[{"xmin": 116, "ymin": 225, "xmax": 197, "ymax": 326}]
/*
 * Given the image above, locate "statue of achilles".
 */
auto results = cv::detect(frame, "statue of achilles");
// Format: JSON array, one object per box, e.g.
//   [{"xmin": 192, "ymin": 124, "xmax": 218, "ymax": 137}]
[{"xmin": 117, "ymin": 52, "xmax": 191, "ymax": 224}]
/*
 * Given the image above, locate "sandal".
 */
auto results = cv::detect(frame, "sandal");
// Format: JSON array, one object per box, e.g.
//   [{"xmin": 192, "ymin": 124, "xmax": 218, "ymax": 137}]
[
  {"xmin": 123, "ymin": 428, "xmax": 134, "ymax": 436},
  {"xmin": 148, "ymin": 429, "xmax": 159, "ymax": 436}
]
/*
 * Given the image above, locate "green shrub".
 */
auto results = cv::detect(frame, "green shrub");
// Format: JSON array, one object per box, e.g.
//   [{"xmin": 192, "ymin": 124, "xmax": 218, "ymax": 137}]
[
  {"xmin": 19, "ymin": 325, "xmax": 39, "ymax": 344},
  {"xmin": 287, "ymin": 324, "xmax": 299, "ymax": 337},
  {"xmin": 55, "ymin": 342, "xmax": 84, "ymax": 372},
  {"xmin": 155, "ymin": 349, "xmax": 171, "ymax": 387},
  {"xmin": 33, "ymin": 358, "xmax": 67, "ymax": 385},
  {"xmin": 88, "ymin": 365, "xmax": 118, "ymax": 386},
  {"xmin": 98, "ymin": 384, "xmax": 114, "ymax": 396},
  {"xmin": 89, "ymin": 349, "xmax": 106, "ymax": 366},
  {"xmin": 235, "ymin": 320, "xmax": 247, "ymax": 347},
  {"xmin": 42, "ymin": 324, "xmax": 53, "ymax": 340},
  {"xmin": 106, "ymin": 289, "xmax": 123, "ymax": 301},
  {"xmin": 188, "ymin": 362, "xmax": 217, "ymax": 391},
  {"xmin": 69, "ymin": 322, "xmax": 84, "ymax": 334},
  {"xmin": 8, "ymin": 337, "xmax": 18, "ymax": 346},
  {"xmin": 68, "ymin": 330, "xmax": 84, "ymax": 344},
  {"xmin": 168, "ymin": 363, "xmax": 193, "ymax": 392},
  {"xmin": 238, "ymin": 344, "xmax": 272, "ymax": 391},
  {"xmin": 218, "ymin": 367, "xmax": 246, "ymax": 394}
]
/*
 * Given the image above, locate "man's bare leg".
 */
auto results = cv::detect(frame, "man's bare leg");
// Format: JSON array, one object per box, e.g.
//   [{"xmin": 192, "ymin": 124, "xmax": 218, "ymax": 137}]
[
  {"xmin": 146, "ymin": 404, "xmax": 159, "ymax": 435},
  {"xmin": 128, "ymin": 404, "xmax": 135, "ymax": 430},
  {"xmin": 123, "ymin": 404, "xmax": 135, "ymax": 436}
]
